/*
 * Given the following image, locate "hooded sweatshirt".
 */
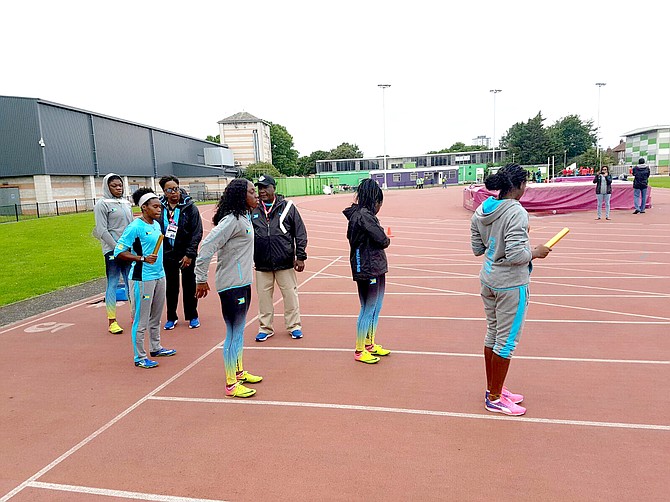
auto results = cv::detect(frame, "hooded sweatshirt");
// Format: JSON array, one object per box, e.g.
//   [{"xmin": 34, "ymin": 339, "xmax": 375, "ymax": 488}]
[
  {"xmin": 93, "ymin": 173, "xmax": 133, "ymax": 254},
  {"xmin": 470, "ymin": 197, "xmax": 533, "ymax": 289},
  {"xmin": 194, "ymin": 212, "xmax": 254, "ymax": 292}
]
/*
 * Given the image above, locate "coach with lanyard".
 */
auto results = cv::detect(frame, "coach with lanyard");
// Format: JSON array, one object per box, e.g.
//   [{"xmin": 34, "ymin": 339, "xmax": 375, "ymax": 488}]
[
  {"xmin": 158, "ymin": 175, "xmax": 203, "ymax": 331},
  {"xmin": 252, "ymin": 175, "xmax": 308, "ymax": 341}
]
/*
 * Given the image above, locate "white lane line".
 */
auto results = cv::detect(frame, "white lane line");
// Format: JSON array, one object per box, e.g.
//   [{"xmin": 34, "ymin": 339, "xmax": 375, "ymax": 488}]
[
  {"xmin": 0, "ymin": 298, "xmax": 95, "ymax": 334},
  {"xmin": 148, "ymin": 396, "xmax": 670, "ymax": 432},
  {"xmin": 295, "ymin": 313, "xmax": 670, "ymax": 324},
  {"xmin": 244, "ymin": 346, "xmax": 670, "ymax": 365},
  {"xmin": 297, "ymin": 291, "xmax": 670, "ymax": 298},
  {"xmin": 26, "ymin": 482, "xmax": 227, "ymax": 502},
  {"xmin": 0, "ymin": 258, "xmax": 343, "ymax": 502}
]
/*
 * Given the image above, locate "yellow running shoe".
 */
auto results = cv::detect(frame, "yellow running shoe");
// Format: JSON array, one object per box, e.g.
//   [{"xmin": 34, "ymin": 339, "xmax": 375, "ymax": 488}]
[
  {"xmin": 237, "ymin": 371, "xmax": 263, "ymax": 384},
  {"xmin": 354, "ymin": 350, "xmax": 380, "ymax": 364},
  {"xmin": 366, "ymin": 344, "xmax": 391, "ymax": 356},
  {"xmin": 225, "ymin": 383, "xmax": 256, "ymax": 398},
  {"xmin": 108, "ymin": 321, "xmax": 123, "ymax": 334}
]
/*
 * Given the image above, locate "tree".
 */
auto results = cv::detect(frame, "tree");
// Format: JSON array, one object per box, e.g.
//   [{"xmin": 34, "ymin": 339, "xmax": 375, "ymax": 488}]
[
  {"xmin": 572, "ymin": 147, "xmax": 616, "ymax": 171},
  {"xmin": 427, "ymin": 142, "xmax": 486, "ymax": 154},
  {"xmin": 297, "ymin": 150, "xmax": 330, "ymax": 176},
  {"xmin": 329, "ymin": 142, "xmax": 363, "ymax": 160},
  {"xmin": 206, "ymin": 134, "xmax": 220, "ymax": 143},
  {"xmin": 243, "ymin": 162, "xmax": 281, "ymax": 182},
  {"xmin": 499, "ymin": 112, "xmax": 551, "ymax": 165},
  {"xmin": 547, "ymin": 115, "xmax": 596, "ymax": 161},
  {"xmin": 270, "ymin": 123, "xmax": 299, "ymax": 176}
]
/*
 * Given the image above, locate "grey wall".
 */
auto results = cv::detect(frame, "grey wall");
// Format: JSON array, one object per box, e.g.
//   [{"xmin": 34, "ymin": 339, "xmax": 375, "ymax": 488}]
[
  {"xmin": 154, "ymin": 131, "xmax": 207, "ymax": 176},
  {"xmin": 93, "ymin": 116, "xmax": 154, "ymax": 177},
  {"xmin": 41, "ymin": 104, "xmax": 95, "ymax": 175},
  {"xmin": 0, "ymin": 97, "xmax": 45, "ymax": 177}
]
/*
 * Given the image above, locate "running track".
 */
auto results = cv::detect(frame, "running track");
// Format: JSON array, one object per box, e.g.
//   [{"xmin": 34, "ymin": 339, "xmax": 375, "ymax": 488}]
[{"xmin": 1, "ymin": 186, "xmax": 669, "ymax": 501}]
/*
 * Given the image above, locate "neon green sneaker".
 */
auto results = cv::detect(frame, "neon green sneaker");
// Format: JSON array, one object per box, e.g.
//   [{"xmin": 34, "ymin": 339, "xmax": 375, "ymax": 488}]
[
  {"xmin": 366, "ymin": 344, "xmax": 391, "ymax": 356},
  {"xmin": 225, "ymin": 382, "xmax": 256, "ymax": 398},
  {"xmin": 354, "ymin": 350, "xmax": 380, "ymax": 364},
  {"xmin": 237, "ymin": 371, "xmax": 263, "ymax": 384},
  {"xmin": 108, "ymin": 321, "xmax": 123, "ymax": 334}
]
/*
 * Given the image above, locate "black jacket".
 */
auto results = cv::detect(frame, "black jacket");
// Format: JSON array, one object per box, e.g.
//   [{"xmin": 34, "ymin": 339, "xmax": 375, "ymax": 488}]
[
  {"xmin": 593, "ymin": 174, "xmax": 612, "ymax": 194},
  {"xmin": 343, "ymin": 204, "xmax": 390, "ymax": 281},
  {"xmin": 632, "ymin": 165, "xmax": 650, "ymax": 189},
  {"xmin": 251, "ymin": 195, "xmax": 308, "ymax": 272},
  {"xmin": 158, "ymin": 190, "xmax": 203, "ymax": 261}
]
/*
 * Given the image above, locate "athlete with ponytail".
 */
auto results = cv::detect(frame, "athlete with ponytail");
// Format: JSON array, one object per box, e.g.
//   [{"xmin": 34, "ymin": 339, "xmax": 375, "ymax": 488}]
[
  {"xmin": 470, "ymin": 164, "xmax": 551, "ymax": 416},
  {"xmin": 343, "ymin": 179, "xmax": 391, "ymax": 364}
]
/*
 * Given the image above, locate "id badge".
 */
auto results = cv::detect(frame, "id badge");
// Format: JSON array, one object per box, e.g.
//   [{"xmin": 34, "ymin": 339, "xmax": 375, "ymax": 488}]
[{"xmin": 166, "ymin": 223, "xmax": 178, "ymax": 239}]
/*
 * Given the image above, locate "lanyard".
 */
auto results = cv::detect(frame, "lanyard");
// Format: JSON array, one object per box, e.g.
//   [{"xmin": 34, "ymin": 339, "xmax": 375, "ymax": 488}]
[{"xmin": 261, "ymin": 200, "xmax": 275, "ymax": 220}]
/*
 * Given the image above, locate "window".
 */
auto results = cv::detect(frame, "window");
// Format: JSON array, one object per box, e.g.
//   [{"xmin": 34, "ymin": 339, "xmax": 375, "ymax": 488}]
[
  {"xmin": 409, "ymin": 172, "xmax": 417, "ymax": 180},
  {"xmin": 393, "ymin": 173, "xmax": 401, "ymax": 182}
]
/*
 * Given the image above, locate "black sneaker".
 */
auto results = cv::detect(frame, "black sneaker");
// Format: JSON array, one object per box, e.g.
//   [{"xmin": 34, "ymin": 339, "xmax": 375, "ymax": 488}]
[
  {"xmin": 150, "ymin": 348, "xmax": 177, "ymax": 357},
  {"xmin": 633, "ymin": 210, "xmax": 640, "ymax": 214}
]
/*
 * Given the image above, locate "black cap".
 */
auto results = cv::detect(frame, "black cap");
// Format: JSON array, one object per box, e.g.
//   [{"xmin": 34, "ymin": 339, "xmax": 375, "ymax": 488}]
[
  {"xmin": 255, "ymin": 174, "xmax": 276, "ymax": 187},
  {"xmin": 638, "ymin": 158, "xmax": 645, "ymax": 164}
]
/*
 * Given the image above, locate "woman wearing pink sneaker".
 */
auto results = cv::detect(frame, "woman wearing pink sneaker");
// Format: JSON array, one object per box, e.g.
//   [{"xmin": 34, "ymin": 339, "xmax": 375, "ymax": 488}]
[
  {"xmin": 195, "ymin": 179, "xmax": 262, "ymax": 398},
  {"xmin": 470, "ymin": 164, "xmax": 552, "ymax": 416}
]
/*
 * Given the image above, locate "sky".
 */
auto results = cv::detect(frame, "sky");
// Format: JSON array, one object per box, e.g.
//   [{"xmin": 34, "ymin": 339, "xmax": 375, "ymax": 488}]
[{"xmin": 3, "ymin": 0, "xmax": 669, "ymax": 160}]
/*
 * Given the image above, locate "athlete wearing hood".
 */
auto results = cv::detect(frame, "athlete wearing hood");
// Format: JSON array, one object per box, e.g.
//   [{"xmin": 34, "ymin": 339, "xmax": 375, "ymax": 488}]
[
  {"xmin": 93, "ymin": 173, "xmax": 133, "ymax": 334},
  {"xmin": 470, "ymin": 163, "xmax": 551, "ymax": 416},
  {"xmin": 157, "ymin": 176, "xmax": 203, "ymax": 330}
]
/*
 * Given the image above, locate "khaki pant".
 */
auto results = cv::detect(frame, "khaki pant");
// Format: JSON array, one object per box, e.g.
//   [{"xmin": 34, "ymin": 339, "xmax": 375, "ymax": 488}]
[{"xmin": 256, "ymin": 269, "xmax": 302, "ymax": 334}]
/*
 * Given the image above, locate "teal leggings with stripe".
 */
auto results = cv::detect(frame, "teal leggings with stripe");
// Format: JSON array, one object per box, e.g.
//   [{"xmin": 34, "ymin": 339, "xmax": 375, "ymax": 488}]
[
  {"xmin": 218, "ymin": 286, "xmax": 251, "ymax": 385},
  {"xmin": 355, "ymin": 275, "xmax": 385, "ymax": 352},
  {"xmin": 480, "ymin": 283, "xmax": 528, "ymax": 359}
]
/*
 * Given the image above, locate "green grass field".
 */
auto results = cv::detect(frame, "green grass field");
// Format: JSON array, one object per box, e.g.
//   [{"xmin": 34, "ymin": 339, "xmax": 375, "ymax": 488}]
[
  {"xmin": 649, "ymin": 176, "xmax": 670, "ymax": 188},
  {"xmin": 0, "ymin": 212, "xmax": 104, "ymax": 306}
]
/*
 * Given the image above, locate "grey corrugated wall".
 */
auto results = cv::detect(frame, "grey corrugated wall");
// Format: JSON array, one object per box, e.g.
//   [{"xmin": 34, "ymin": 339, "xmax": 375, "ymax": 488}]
[
  {"xmin": 40, "ymin": 104, "xmax": 95, "ymax": 175},
  {"xmin": 0, "ymin": 97, "xmax": 45, "ymax": 177},
  {"xmin": 92, "ymin": 116, "xmax": 154, "ymax": 177},
  {"xmin": 154, "ymin": 131, "xmax": 207, "ymax": 176}
]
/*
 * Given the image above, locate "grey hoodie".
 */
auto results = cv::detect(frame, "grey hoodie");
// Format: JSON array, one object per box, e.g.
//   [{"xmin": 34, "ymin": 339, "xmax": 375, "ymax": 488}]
[
  {"xmin": 92, "ymin": 173, "xmax": 133, "ymax": 254},
  {"xmin": 470, "ymin": 197, "xmax": 533, "ymax": 289},
  {"xmin": 195, "ymin": 212, "xmax": 254, "ymax": 292}
]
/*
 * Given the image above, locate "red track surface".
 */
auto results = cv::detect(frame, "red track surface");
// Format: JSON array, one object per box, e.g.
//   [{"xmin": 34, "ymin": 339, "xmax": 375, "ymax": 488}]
[{"xmin": 2, "ymin": 187, "xmax": 669, "ymax": 501}]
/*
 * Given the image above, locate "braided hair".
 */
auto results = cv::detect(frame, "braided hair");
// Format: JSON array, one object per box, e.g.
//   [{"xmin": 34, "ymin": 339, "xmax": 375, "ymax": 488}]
[
  {"xmin": 355, "ymin": 178, "xmax": 384, "ymax": 213},
  {"xmin": 213, "ymin": 179, "xmax": 250, "ymax": 224},
  {"xmin": 484, "ymin": 163, "xmax": 528, "ymax": 199}
]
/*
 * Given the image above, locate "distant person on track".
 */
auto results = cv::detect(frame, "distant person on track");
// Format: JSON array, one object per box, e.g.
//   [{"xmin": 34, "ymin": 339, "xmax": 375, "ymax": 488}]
[
  {"xmin": 93, "ymin": 173, "xmax": 133, "ymax": 335},
  {"xmin": 252, "ymin": 174, "xmax": 308, "ymax": 342},
  {"xmin": 632, "ymin": 158, "xmax": 650, "ymax": 214},
  {"xmin": 593, "ymin": 166, "xmax": 612, "ymax": 220},
  {"xmin": 158, "ymin": 175, "xmax": 203, "ymax": 331},
  {"xmin": 343, "ymin": 179, "xmax": 392, "ymax": 364},
  {"xmin": 195, "ymin": 179, "xmax": 263, "ymax": 398},
  {"xmin": 470, "ymin": 163, "xmax": 551, "ymax": 416},
  {"xmin": 114, "ymin": 188, "xmax": 176, "ymax": 369}
]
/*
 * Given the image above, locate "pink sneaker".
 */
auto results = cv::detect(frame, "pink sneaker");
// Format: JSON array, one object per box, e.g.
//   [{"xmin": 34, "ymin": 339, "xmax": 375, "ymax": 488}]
[
  {"xmin": 485, "ymin": 395, "xmax": 526, "ymax": 416},
  {"xmin": 486, "ymin": 387, "xmax": 524, "ymax": 404}
]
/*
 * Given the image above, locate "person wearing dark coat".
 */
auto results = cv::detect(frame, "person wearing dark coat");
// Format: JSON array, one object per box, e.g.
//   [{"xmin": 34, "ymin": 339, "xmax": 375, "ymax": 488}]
[
  {"xmin": 342, "ymin": 179, "xmax": 392, "ymax": 364},
  {"xmin": 158, "ymin": 176, "xmax": 203, "ymax": 330},
  {"xmin": 632, "ymin": 158, "xmax": 651, "ymax": 214},
  {"xmin": 593, "ymin": 166, "xmax": 613, "ymax": 220}
]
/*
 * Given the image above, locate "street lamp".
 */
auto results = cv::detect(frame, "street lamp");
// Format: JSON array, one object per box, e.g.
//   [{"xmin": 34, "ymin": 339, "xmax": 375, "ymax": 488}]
[
  {"xmin": 596, "ymin": 82, "xmax": 606, "ymax": 169},
  {"xmin": 490, "ymin": 89, "xmax": 502, "ymax": 165},
  {"xmin": 378, "ymin": 84, "xmax": 391, "ymax": 189}
]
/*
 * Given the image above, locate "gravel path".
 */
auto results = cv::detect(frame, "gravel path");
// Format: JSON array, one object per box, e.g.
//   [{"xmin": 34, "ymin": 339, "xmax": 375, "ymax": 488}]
[{"xmin": 0, "ymin": 278, "xmax": 106, "ymax": 329}]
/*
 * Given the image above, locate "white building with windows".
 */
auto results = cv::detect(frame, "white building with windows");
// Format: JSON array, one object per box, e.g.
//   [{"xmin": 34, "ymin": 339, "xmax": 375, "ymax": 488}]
[
  {"xmin": 218, "ymin": 112, "xmax": 272, "ymax": 168},
  {"xmin": 622, "ymin": 125, "xmax": 670, "ymax": 174}
]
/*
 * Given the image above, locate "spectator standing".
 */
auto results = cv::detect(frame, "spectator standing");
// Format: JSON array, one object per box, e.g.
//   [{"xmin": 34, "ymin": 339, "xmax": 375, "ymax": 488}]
[
  {"xmin": 252, "ymin": 175, "xmax": 308, "ymax": 342},
  {"xmin": 158, "ymin": 176, "xmax": 203, "ymax": 330},
  {"xmin": 593, "ymin": 166, "xmax": 612, "ymax": 220},
  {"xmin": 93, "ymin": 173, "xmax": 133, "ymax": 334},
  {"xmin": 632, "ymin": 158, "xmax": 650, "ymax": 214}
]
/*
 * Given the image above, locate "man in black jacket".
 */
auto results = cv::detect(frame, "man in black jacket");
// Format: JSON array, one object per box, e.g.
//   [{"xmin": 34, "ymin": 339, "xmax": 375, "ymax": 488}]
[
  {"xmin": 632, "ymin": 158, "xmax": 651, "ymax": 214},
  {"xmin": 158, "ymin": 176, "xmax": 203, "ymax": 330},
  {"xmin": 252, "ymin": 175, "xmax": 308, "ymax": 341}
]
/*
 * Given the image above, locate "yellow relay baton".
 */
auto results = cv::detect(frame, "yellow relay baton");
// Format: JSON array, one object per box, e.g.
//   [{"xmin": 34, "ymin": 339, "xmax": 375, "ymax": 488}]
[{"xmin": 544, "ymin": 227, "xmax": 570, "ymax": 249}]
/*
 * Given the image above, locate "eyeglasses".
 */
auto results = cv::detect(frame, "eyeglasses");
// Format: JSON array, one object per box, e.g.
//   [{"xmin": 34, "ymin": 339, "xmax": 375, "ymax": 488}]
[{"xmin": 164, "ymin": 187, "xmax": 179, "ymax": 194}]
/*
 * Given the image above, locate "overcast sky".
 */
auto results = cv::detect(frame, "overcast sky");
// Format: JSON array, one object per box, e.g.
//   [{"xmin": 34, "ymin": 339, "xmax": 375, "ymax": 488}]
[{"xmin": 4, "ymin": 1, "xmax": 668, "ymax": 160}]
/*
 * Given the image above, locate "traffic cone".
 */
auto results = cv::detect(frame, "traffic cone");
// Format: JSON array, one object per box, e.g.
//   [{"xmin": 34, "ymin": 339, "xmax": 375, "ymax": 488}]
[{"xmin": 386, "ymin": 227, "xmax": 394, "ymax": 238}]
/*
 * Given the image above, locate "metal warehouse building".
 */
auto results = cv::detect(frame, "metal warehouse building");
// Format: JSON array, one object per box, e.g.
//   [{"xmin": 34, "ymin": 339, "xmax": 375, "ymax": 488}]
[{"xmin": 0, "ymin": 95, "xmax": 237, "ymax": 208}]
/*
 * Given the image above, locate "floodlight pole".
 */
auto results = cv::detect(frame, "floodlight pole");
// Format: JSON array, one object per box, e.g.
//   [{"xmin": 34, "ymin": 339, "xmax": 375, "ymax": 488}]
[
  {"xmin": 490, "ymin": 89, "xmax": 502, "ymax": 165},
  {"xmin": 596, "ymin": 83, "xmax": 606, "ymax": 170},
  {"xmin": 378, "ymin": 84, "xmax": 391, "ymax": 189}
]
